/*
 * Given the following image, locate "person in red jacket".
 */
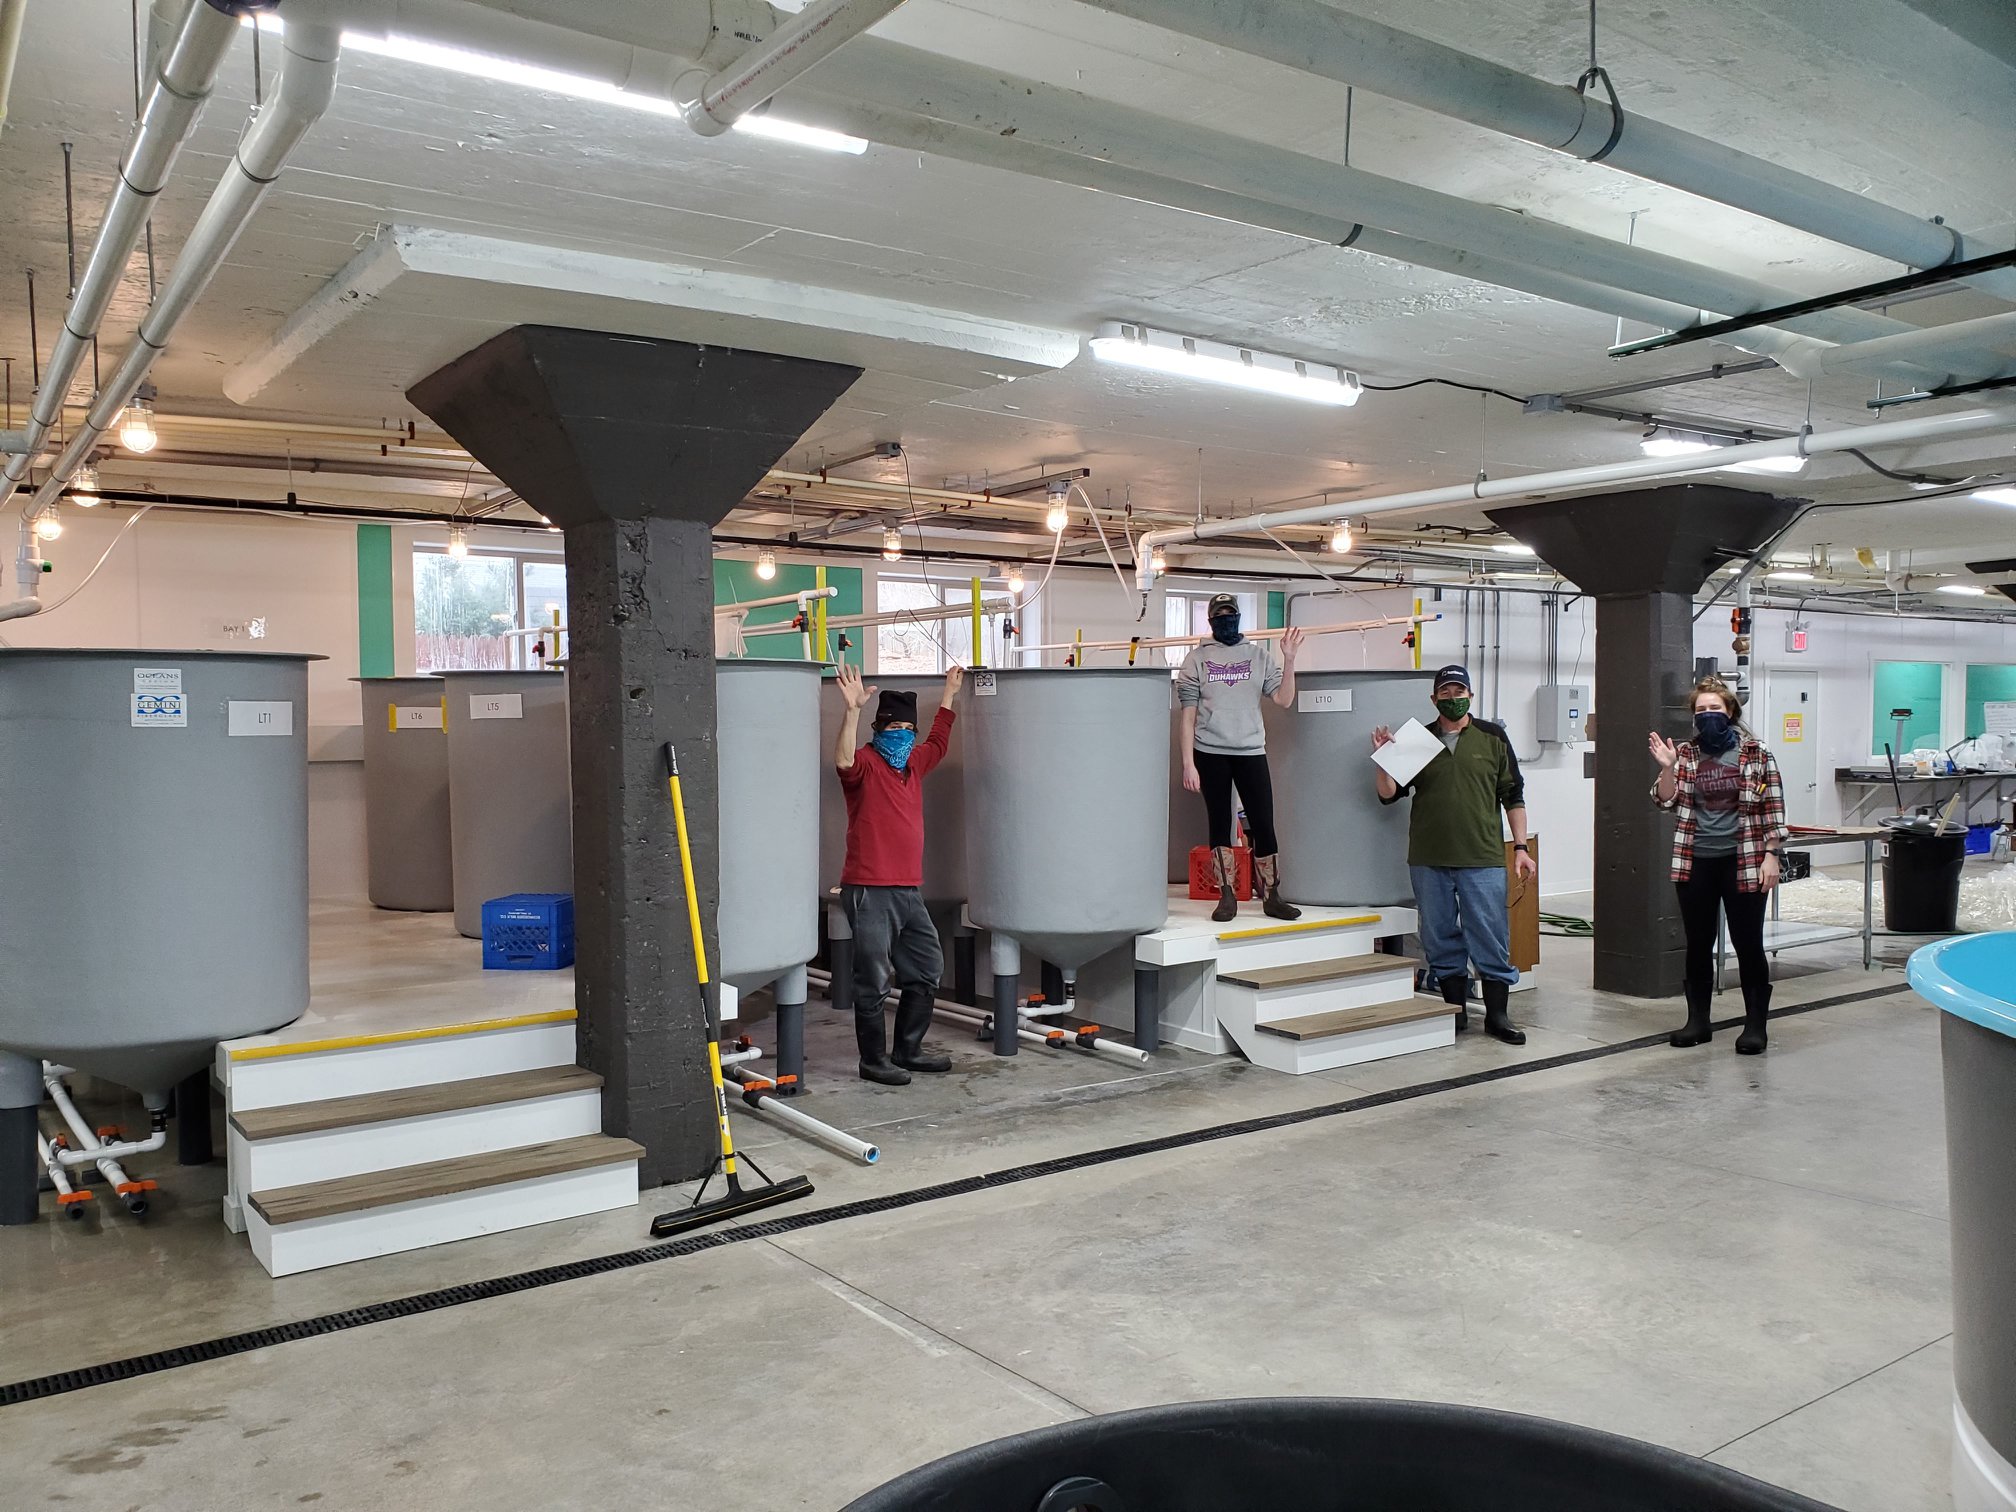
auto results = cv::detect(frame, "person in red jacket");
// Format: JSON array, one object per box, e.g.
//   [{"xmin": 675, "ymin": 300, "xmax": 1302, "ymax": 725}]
[{"xmin": 835, "ymin": 661, "xmax": 963, "ymax": 1085}]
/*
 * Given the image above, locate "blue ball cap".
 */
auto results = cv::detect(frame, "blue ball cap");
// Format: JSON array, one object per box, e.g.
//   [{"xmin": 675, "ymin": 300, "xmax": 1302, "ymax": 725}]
[{"xmin": 1431, "ymin": 664, "xmax": 1472, "ymax": 692}]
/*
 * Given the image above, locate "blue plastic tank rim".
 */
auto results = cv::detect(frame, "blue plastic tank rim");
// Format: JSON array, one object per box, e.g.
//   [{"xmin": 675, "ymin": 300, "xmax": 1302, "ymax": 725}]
[{"xmin": 1906, "ymin": 931, "xmax": 2016, "ymax": 1039}]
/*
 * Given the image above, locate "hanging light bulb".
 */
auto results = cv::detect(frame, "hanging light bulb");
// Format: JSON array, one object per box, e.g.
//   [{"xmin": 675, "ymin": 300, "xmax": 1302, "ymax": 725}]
[
  {"xmin": 1150, "ymin": 544, "xmax": 1168, "ymax": 573},
  {"xmin": 69, "ymin": 462, "xmax": 101, "ymax": 506},
  {"xmin": 754, "ymin": 549, "xmax": 778, "ymax": 582},
  {"xmin": 882, "ymin": 526, "xmax": 903, "ymax": 561},
  {"xmin": 33, "ymin": 505, "xmax": 63, "ymax": 541},
  {"xmin": 1006, "ymin": 565, "xmax": 1025, "ymax": 593},
  {"xmin": 447, "ymin": 523, "xmax": 470, "ymax": 558},
  {"xmin": 117, "ymin": 388, "xmax": 159, "ymax": 454},
  {"xmin": 1329, "ymin": 519, "xmax": 1354, "ymax": 553},
  {"xmin": 1044, "ymin": 487, "xmax": 1070, "ymax": 534}
]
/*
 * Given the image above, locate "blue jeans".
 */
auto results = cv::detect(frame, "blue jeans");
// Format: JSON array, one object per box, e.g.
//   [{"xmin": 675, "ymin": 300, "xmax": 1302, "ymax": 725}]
[{"xmin": 1411, "ymin": 865, "xmax": 1517, "ymax": 986}]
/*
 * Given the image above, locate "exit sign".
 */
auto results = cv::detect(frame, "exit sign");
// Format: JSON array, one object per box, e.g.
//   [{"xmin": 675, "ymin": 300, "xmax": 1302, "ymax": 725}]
[{"xmin": 1785, "ymin": 624, "xmax": 1809, "ymax": 653}]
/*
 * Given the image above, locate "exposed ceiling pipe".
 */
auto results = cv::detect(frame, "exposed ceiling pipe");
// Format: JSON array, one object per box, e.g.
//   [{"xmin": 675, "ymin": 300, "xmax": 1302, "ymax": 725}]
[
  {"xmin": 0, "ymin": 1, "xmax": 239, "ymax": 503},
  {"xmin": 672, "ymin": 0, "xmax": 906, "ymax": 134},
  {"xmin": 25, "ymin": 19, "xmax": 341, "ymax": 519},
  {"xmin": 1773, "ymin": 310, "xmax": 2016, "ymax": 383},
  {"xmin": 1132, "ymin": 406, "xmax": 2016, "ymax": 591},
  {"xmin": 1072, "ymin": 0, "xmax": 2016, "ymax": 304},
  {"xmin": 0, "ymin": 0, "xmax": 28, "ymax": 133}
]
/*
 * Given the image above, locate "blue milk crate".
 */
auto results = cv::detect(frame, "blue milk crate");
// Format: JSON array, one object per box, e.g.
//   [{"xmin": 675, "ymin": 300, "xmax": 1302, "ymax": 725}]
[{"xmin": 481, "ymin": 893, "xmax": 575, "ymax": 970}]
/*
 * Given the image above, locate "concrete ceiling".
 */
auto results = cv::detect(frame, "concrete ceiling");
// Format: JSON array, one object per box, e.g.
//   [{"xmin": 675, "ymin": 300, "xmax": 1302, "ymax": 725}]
[{"xmin": 1, "ymin": 0, "xmax": 2013, "ymax": 571}]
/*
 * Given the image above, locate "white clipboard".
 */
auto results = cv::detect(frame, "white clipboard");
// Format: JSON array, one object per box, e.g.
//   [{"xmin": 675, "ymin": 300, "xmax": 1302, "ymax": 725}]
[{"xmin": 1373, "ymin": 718, "xmax": 1446, "ymax": 787}]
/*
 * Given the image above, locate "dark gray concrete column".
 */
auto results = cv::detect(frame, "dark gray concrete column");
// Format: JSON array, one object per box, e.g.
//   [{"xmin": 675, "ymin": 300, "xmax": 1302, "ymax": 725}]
[
  {"xmin": 1489, "ymin": 485, "xmax": 1801, "ymax": 1000},
  {"xmin": 410, "ymin": 327, "xmax": 858, "ymax": 1185},
  {"xmin": 0, "ymin": 1050, "xmax": 41, "ymax": 1226}
]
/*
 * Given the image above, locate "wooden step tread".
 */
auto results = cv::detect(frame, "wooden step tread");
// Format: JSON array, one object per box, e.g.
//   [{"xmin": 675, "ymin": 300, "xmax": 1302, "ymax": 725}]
[
  {"xmin": 231, "ymin": 1066, "xmax": 603, "ymax": 1141},
  {"xmin": 1220, "ymin": 954, "xmax": 1420, "ymax": 991},
  {"xmin": 249, "ymin": 1134, "xmax": 643, "ymax": 1226},
  {"xmin": 1256, "ymin": 1000, "xmax": 1452, "ymax": 1042}
]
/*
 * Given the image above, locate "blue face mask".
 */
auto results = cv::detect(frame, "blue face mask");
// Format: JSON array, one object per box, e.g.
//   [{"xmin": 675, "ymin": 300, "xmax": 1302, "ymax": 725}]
[
  {"xmin": 872, "ymin": 728, "xmax": 917, "ymax": 771},
  {"xmin": 1211, "ymin": 613, "xmax": 1242, "ymax": 646},
  {"xmin": 1694, "ymin": 710, "xmax": 1737, "ymax": 754}
]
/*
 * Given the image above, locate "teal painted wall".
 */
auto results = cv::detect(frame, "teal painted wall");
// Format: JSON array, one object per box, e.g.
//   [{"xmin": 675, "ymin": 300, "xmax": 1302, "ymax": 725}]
[
  {"xmin": 1266, "ymin": 590, "xmax": 1286, "ymax": 630},
  {"xmin": 355, "ymin": 524, "xmax": 395, "ymax": 677},
  {"xmin": 714, "ymin": 560, "xmax": 864, "ymax": 667},
  {"xmin": 1965, "ymin": 662, "xmax": 2016, "ymax": 737},
  {"xmin": 1872, "ymin": 660, "xmax": 1944, "ymax": 750}
]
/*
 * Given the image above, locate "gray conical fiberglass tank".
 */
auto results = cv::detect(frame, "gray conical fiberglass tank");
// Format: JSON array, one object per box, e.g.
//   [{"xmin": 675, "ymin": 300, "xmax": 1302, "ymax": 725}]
[
  {"xmin": 0, "ymin": 649, "xmax": 315, "ymax": 1097},
  {"xmin": 818, "ymin": 673, "xmax": 967, "ymax": 907},
  {"xmin": 718, "ymin": 660, "xmax": 822, "ymax": 992},
  {"xmin": 357, "ymin": 676, "xmax": 453, "ymax": 913},
  {"xmin": 964, "ymin": 668, "xmax": 1171, "ymax": 969},
  {"xmin": 1263, "ymin": 668, "xmax": 1434, "ymax": 907},
  {"xmin": 442, "ymin": 670, "xmax": 571, "ymax": 939}
]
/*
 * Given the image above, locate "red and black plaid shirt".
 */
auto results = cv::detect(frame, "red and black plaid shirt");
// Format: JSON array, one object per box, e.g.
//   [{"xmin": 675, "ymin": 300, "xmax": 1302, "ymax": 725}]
[{"xmin": 1652, "ymin": 737, "xmax": 1788, "ymax": 892}]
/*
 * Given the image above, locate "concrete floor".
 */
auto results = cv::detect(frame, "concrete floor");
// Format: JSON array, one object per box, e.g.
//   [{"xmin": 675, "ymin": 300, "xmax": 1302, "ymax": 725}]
[{"xmin": 0, "ymin": 913, "xmax": 1956, "ymax": 1511}]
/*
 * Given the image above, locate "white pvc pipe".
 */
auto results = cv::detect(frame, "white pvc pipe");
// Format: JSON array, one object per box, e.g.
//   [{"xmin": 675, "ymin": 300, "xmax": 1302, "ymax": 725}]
[
  {"xmin": 37, "ymin": 1132, "xmax": 83, "ymax": 1216},
  {"xmin": 808, "ymin": 967, "xmax": 1153, "ymax": 1065},
  {"xmin": 24, "ymin": 20, "xmax": 343, "ymax": 518},
  {"xmin": 1073, "ymin": 0, "xmax": 2009, "ymax": 299},
  {"xmin": 42, "ymin": 1068, "xmax": 164, "ymax": 1209},
  {"xmin": 1775, "ymin": 311, "xmax": 2016, "ymax": 381},
  {"xmin": 0, "ymin": 0, "xmax": 28, "ymax": 132},
  {"xmin": 713, "ymin": 586, "xmax": 839, "ymax": 617},
  {"xmin": 1134, "ymin": 406, "xmax": 2016, "ymax": 590},
  {"xmin": 724, "ymin": 1067, "xmax": 879, "ymax": 1164},
  {"xmin": 676, "ymin": 0, "xmax": 906, "ymax": 134}
]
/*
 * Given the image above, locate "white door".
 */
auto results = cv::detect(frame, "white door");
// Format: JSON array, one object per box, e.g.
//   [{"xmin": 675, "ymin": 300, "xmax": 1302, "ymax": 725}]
[{"xmin": 1764, "ymin": 672, "xmax": 1821, "ymax": 826}]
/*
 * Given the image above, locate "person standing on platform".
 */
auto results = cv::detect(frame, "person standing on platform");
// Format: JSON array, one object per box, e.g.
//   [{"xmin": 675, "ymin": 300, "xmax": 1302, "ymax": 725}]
[
  {"xmin": 834, "ymin": 661, "xmax": 963, "ymax": 1085},
  {"xmin": 1649, "ymin": 675, "xmax": 1787, "ymax": 1054},
  {"xmin": 1372, "ymin": 665, "xmax": 1535, "ymax": 1044},
  {"xmin": 1177, "ymin": 594, "xmax": 1308, "ymax": 922}
]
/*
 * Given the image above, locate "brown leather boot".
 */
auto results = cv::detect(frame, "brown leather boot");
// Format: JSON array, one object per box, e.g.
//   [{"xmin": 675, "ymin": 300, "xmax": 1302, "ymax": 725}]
[
  {"xmin": 1210, "ymin": 845, "xmax": 1238, "ymax": 922},
  {"xmin": 1253, "ymin": 854, "xmax": 1301, "ymax": 921}
]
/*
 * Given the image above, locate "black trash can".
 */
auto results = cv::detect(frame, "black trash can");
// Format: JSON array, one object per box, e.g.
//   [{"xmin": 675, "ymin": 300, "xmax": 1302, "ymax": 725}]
[
  {"xmin": 842, "ymin": 1399, "xmax": 1842, "ymax": 1512},
  {"xmin": 1883, "ymin": 829, "xmax": 1966, "ymax": 933}
]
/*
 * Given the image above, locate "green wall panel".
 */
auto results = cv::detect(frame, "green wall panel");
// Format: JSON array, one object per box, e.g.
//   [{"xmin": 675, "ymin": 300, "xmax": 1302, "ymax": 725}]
[
  {"xmin": 1266, "ymin": 590, "xmax": 1286, "ymax": 630},
  {"xmin": 1964, "ymin": 663, "xmax": 2016, "ymax": 737},
  {"xmin": 714, "ymin": 560, "xmax": 864, "ymax": 667},
  {"xmin": 1872, "ymin": 659, "xmax": 1944, "ymax": 751},
  {"xmin": 355, "ymin": 524, "xmax": 395, "ymax": 678}
]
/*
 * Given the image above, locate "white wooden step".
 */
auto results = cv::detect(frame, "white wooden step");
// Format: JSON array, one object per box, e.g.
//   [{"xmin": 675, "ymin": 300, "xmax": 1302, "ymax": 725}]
[
  {"xmin": 228, "ymin": 1068, "xmax": 605, "ymax": 1192},
  {"xmin": 246, "ymin": 1134, "xmax": 642, "ymax": 1278},
  {"xmin": 220, "ymin": 1011, "xmax": 577, "ymax": 1111},
  {"xmin": 1216, "ymin": 952, "xmax": 1449, "ymax": 1075}
]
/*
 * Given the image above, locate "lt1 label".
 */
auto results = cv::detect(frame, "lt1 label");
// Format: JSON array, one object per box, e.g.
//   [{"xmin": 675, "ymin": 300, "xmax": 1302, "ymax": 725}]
[
  {"xmin": 1298, "ymin": 687, "xmax": 1353, "ymax": 714},
  {"xmin": 391, "ymin": 704, "xmax": 445, "ymax": 731},
  {"xmin": 470, "ymin": 693, "xmax": 524, "ymax": 721},
  {"xmin": 228, "ymin": 701, "xmax": 294, "ymax": 737}
]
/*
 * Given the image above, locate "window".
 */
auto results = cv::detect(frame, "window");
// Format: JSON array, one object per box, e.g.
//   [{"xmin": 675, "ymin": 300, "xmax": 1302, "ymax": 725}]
[
  {"xmin": 414, "ymin": 547, "xmax": 566, "ymax": 671},
  {"xmin": 875, "ymin": 574, "xmax": 1021, "ymax": 672},
  {"xmin": 1871, "ymin": 660, "xmax": 1944, "ymax": 754},
  {"xmin": 1965, "ymin": 663, "xmax": 2016, "ymax": 738}
]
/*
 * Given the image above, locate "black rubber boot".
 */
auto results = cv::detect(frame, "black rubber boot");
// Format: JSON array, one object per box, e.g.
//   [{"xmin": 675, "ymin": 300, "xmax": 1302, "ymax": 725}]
[
  {"xmin": 1736, "ymin": 978, "xmax": 1771, "ymax": 1055},
  {"xmin": 1210, "ymin": 846, "xmax": 1238, "ymax": 923},
  {"xmin": 1669, "ymin": 979, "xmax": 1714, "ymax": 1048},
  {"xmin": 1439, "ymin": 974, "xmax": 1471, "ymax": 1033},
  {"xmin": 1253, "ymin": 854, "xmax": 1301, "ymax": 921},
  {"xmin": 1480, "ymin": 979, "xmax": 1526, "ymax": 1046},
  {"xmin": 856, "ymin": 994, "xmax": 912, "ymax": 1085},
  {"xmin": 892, "ymin": 990, "xmax": 952, "ymax": 1073}
]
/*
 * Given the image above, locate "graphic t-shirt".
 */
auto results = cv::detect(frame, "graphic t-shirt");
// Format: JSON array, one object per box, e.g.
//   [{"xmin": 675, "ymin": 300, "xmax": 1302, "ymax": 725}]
[
  {"xmin": 1691, "ymin": 747, "xmax": 1742, "ymax": 857},
  {"xmin": 1176, "ymin": 638, "xmax": 1283, "ymax": 755}
]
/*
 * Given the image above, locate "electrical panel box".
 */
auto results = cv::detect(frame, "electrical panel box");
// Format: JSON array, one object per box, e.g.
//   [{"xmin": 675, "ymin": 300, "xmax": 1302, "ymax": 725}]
[{"xmin": 1537, "ymin": 684, "xmax": 1588, "ymax": 744}]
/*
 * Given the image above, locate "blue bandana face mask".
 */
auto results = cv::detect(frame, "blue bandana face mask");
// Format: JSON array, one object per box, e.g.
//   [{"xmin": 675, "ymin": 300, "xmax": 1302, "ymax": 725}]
[
  {"xmin": 873, "ymin": 728, "xmax": 917, "ymax": 771},
  {"xmin": 1210, "ymin": 613, "xmax": 1242, "ymax": 646},
  {"xmin": 1694, "ymin": 710, "xmax": 1737, "ymax": 754}
]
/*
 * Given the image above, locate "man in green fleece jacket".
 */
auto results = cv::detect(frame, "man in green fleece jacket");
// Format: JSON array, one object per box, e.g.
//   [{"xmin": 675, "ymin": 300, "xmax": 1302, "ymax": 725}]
[{"xmin": 1373, "ymin": 665, "xmax": 1536, "ymax": 1045}]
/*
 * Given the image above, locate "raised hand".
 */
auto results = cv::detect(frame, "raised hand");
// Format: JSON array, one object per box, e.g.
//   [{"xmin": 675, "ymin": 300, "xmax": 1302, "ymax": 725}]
[
  {"xmin": 942, "ymin": 663, "xmax": 965, "ymax": 702},
  {"xmin": 837, "ymin": 663, "xmax": 877, "ymax": 711},
  {"xmin": 1280, "ymin": 626, "xmax": 1307, "ymax": 663},
  {"xmin": 1371, "ymin": 725, "xmax": 1395, "ymax": 751},
  {"xmin": 1648, "ymin": 731, "xmax": 1679, "ymax": 769}
]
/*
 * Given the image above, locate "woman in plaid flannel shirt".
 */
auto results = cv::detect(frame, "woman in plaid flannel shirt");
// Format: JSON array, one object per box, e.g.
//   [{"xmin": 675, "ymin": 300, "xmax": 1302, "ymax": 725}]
[{"xmin": 1649, "ymin": 676, "xmax": 1789, "ymax": 1055}]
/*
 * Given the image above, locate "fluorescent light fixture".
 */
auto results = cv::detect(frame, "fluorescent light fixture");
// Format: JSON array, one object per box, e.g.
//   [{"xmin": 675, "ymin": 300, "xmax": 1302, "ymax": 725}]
[
  {"xmin": 1938, "ymin": 583, "xmax": 1990, "ymax": 596},
  {"xmin": 1973, "ymin": 486, "xmax": 2016, "ymax": 507},
  {"xmin": 1640, "ymin": 433, "xmax": 1718, "ymax": 458},
  {"xmin": 1493, "ymin": 541, "xmax": 1535, "ymax": 556},
  {"xmin": 733, "ymin": 113, "xmax": 868, "ymax": 155},
  {"xmin": 754, "ymin": 549, "xmax": 778, "ymax": 582},
  {"xmin": 1089, "ymin": 322, "xmax": 1362, "ymax": 407},
  {"xmin": 1641, "ymin": 428, "xmax": 1804, "ymax": 474},
  {"xmin": 268, "ymin": 20, "xmax": 867, "ymax": 152},
  {"xmin": 1766, "ymin": 569, "xmax": 1816, "ymax": 581},
  {"xmin": 1724, "ymin": 453, "xmax": 1807, "ymax": 475}
]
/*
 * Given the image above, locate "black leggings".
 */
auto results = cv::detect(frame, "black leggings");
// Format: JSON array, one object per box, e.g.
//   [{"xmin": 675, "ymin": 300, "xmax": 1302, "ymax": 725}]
[
  {"xmin": 1194, "ymin": 749, "xmax": 1279, "ymax": 855},
  {"xmin": 1676, "ymin": 853, "xmax": 1770, "ymax": 1006}
]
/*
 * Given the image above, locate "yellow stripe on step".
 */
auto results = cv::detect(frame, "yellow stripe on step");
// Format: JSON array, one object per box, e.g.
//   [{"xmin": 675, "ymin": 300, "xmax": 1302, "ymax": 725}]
[
  {"xmin": 1218, "ymin": 914, "xmax": 1381, "ymax": 941},
  {"xmin": 227, "ymin": 1008, "xmax": 577, "ymax": 1061}
]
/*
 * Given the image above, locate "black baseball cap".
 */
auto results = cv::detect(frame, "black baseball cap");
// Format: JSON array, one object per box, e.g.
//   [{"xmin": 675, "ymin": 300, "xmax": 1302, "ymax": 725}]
[
  {"xmin": 1207, "ymin": 593, "xmax": 1240, "ymax": 618},
  {"xmin": 1431, "ymin": 664, "xmax": 1472, "ymax": 692}
]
